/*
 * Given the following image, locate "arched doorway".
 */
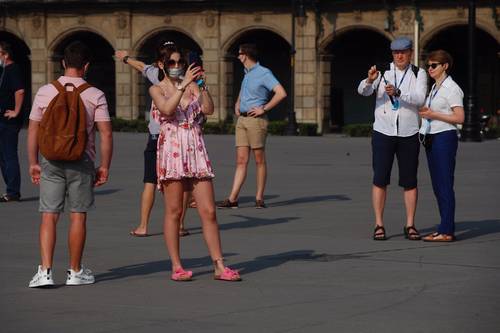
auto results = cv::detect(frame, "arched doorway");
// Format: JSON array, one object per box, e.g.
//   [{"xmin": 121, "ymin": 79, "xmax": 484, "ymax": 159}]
[
  {"xmin": 135, "ymin": 30, "xmax": 202, "ymax": 119},
  {"xmin": 324, "ymin": 29, "xmax": 391, "ymax": 129},
  {"xmin": 52, "ymin": 31, "xmax": 116, "ymax": 116},
  {"xmin": 423, "ymin": 25, "xmax": 499, "ymax": 117},
  {"xmin": 226, "ymin": 29, "xmax": 291, "ymax": 121},
  {"xmin": 0, "ymin": 31, "xmax": 31, "ymax": 124}
]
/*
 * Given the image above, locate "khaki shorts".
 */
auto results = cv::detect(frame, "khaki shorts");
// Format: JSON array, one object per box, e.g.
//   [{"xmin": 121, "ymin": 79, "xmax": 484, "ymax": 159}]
[
  {"xmin": 39, "ymin": 155, "xmax": 96, "ymax": 213},
  {"xmin": 235, "ymin": 116, "xmax": 268, "ymax": 149}
]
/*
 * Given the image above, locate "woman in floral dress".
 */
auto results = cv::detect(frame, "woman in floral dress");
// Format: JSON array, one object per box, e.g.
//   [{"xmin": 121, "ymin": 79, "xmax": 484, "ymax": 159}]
[{"xmin": 149, "ymin": 45, "xmax": 240, "ymax": 282}]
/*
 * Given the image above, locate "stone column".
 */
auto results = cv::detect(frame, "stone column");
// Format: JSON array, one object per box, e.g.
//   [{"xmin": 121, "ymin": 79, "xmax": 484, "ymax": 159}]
[
  {"xmin": 201, "ymin": 11, "xmax": 221, "ymax": 122},
  {"xmin": 294, "ymin": 11, "xmax": 318, "ymax": 125},
  {"xmin": 115, "ymin": 12, "xmax": 133, "ymax": 119}
]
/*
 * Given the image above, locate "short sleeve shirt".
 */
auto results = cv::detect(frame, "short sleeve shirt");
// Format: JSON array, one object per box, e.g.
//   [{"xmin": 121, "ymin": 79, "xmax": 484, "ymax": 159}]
[
  {"xmin": 239, "ymin": 63, "xmax": 280, "ymax": 114},
  {"xmin": 29, "ymin": 76, "xmax": 110, "ymax": 161},
  {"xmin": 0, "ymin": 63, "xmax": 25, "ymax": 126},
  {"xmin": 422, "ymin": 76, "xmax": 464, "ymax": 134}
]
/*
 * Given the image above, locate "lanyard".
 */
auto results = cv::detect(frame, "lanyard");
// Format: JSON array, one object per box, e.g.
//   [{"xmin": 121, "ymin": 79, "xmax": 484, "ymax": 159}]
[
  {"xmin": 427, "ymin": 76, "xmax": 448, "ymax": 108},
  {"xmin": 393, "ymin": 66, "xmax": 410, "ymax": 90}
]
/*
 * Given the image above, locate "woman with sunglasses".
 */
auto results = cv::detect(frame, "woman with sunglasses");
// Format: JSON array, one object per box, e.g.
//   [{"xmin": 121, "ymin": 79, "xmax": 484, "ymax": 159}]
[
  {"xmin": 115, "ymin": 42, "xmax": 192, "ymax": 238},
  {"xmin": 419, "ymin": 50, "xmax": 464, "ymax": 242},
  {"xmin": 149, "ymin": 45, "xmax": 241, "ymax": 281}
]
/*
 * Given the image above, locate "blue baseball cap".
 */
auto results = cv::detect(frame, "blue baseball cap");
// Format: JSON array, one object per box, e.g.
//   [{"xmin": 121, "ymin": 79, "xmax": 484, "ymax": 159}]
[{"xmin": 390, "ymin": 37, "xmax": 413, "ymax": 51}]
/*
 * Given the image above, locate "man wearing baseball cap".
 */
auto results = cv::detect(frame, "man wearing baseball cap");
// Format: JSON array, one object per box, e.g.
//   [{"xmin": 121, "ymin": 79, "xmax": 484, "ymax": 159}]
[{"xmin": 357, "ymin": 36, "xmax": 427, "ymax": 241}]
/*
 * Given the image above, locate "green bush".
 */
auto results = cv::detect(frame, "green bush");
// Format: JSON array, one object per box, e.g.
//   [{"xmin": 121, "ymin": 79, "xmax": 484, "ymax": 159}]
[
  {"xmin": 484, "ymin": 125, "xmax": 500, "ymax": 139},
  {"xmin": 111, "ymin": 118, "xmax": 148, "ymax": 133},
  {"xmin": 342, "ymin": 123, "xmax": 373, "ymax": 137},
  {"xmin": 111, "ymin": 118, "xmax": 322, "ymax": 136},
  {"xmin": 298, "ymin": 123, "xmax": 319, "ymax": 136}
]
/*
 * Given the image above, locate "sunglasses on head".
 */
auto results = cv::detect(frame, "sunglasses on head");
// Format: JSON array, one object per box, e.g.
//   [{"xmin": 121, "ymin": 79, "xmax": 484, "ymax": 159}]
[
  {"xmin": 166, "ymin": 59, "xmax": 186, "ymax": 67},
  {"xmin": 426, "ymin": 62, "xmax": 442, "ymax": 69}
]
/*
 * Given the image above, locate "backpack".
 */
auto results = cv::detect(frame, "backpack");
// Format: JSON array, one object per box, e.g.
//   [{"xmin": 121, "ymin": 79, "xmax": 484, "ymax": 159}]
[{"xmin": 38, "ymin": 80, "xmax": 90, "ymax": 161}]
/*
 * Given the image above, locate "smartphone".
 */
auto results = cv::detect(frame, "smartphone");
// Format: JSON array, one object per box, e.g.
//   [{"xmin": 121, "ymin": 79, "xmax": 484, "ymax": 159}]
[{"xmin": 187, "ymin": 51, "xmax": 205, "ymax": 87}]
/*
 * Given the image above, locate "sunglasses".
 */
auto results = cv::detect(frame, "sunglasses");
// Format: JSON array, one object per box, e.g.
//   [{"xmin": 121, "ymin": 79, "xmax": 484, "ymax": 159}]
[
  {"xmin": 426, "ymin": 63, "xmax": 442, "ymax": 69},
  {"xmin": 166, "ymin": 59, "xmax": 186, "ymax": 67},
  {"xmin": 237, "ymin": 52, "xmax": 245, "ymax": 56}
]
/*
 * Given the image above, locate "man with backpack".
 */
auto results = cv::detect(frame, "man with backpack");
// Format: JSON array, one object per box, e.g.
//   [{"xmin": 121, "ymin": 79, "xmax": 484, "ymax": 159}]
[
  {"xmin": 27, "ymin": 41, "xmax": 113, "ymax": 287},
  {"xmin": 357, "ymin": 37, "xmax": 427, "ymax": 241}
]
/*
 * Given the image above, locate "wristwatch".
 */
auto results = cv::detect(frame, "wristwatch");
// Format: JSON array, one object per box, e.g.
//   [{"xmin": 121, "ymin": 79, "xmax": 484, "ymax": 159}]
[
  {"xmin": 123, "ymin": 55, "xmax": 130, "ymax": 64},
  {"xmin": 176, "ymin": 84, "xmax": 186, "ymax": 92}
]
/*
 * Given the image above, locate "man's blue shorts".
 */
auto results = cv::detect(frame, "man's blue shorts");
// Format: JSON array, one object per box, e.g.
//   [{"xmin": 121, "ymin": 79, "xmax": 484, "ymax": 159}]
[
  {"xmin": 143, "ymin": 134, "xmax": 158, "ymax": 184},
  {"xmin": 371, "ymin": 131, "xmax": 420, "ymax": 189}
]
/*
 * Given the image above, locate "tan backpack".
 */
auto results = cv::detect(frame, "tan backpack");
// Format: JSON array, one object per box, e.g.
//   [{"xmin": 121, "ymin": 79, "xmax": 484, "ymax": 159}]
[{"xmin": 38, "ymin": 80, "xmax": 90, "ymax": 161}]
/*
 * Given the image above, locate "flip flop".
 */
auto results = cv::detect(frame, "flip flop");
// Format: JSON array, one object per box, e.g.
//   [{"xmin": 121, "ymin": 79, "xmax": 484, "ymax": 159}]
[
  {"xmin": 171, "ymin": 268, "xmax": 193, "ymax": 281},
  {"xmin": 214, "ymin": 267, "xmax": 241, "ymax": 282},
  {"xmin": 129, "ymin": 230, "xmax": 149, "ymax": 237}
]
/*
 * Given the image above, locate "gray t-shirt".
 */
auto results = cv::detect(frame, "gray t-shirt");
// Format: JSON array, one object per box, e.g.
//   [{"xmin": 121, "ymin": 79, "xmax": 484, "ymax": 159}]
[{"xmin": 142, "ymin": 65, "xmax": 160, "ymax": 135}]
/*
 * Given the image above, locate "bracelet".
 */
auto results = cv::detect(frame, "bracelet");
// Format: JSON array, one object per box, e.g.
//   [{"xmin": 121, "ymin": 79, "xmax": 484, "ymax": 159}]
[{"xmin": 123, "ymin": 56, "xmax": 130, "ymax": 64}]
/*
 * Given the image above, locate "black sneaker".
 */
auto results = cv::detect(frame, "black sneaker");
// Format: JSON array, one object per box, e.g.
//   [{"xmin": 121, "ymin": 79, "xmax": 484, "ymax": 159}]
[
  {"xmin": 217, "ymin": 198, "xmax": 238, "ymax": 209},
  {"xmin": 255, "ymin": 200, "xmax": 267, "ymax": 209},
  {"xmin": 0, "ymin": 193, "xmax": 21, "ymax": 202}
]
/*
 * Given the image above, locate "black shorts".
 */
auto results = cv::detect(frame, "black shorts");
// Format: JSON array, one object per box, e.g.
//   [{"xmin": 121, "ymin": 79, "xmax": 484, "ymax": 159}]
[
  {"xmin": 143, "ymin": 134, "xmax": 158, "ymax": 184},
  {"xmin": 371, "ymin": 131, "xmax": 419, "ymax": 189}
]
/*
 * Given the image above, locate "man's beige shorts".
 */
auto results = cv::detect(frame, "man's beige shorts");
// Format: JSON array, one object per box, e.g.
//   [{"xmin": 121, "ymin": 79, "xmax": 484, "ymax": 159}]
[{"xmin": 235, "ymin": 116, "xmax": 268, "ymax": 149}]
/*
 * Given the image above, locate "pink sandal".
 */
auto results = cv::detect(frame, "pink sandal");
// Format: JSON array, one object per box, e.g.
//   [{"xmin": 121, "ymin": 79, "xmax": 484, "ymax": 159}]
[
  {"xmin": 171, "ymin": 268, "xmax": 193, "ymax": 281},
  {"xmin": 214, "ymin": 267, "xmax": 241, "ymax": 282}
]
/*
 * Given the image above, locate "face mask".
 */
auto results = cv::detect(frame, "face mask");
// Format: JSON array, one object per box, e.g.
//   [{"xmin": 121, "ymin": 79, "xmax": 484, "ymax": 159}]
[{"xmin": 167, "ymin": 67, "xmax": 185, "ymax": 78}]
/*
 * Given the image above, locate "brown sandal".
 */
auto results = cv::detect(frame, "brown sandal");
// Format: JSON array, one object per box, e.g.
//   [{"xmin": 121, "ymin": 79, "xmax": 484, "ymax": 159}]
[
  {"xmin": 422, "ymin": 232, "xmax": 455, "ymax": 242},
  {"xmin": 373, "ymin": 225, "xmax": 387, "ymax": 241},
  {"xmin": 404, "ymin": 226, "xmax": 421, "ymax": 240}
]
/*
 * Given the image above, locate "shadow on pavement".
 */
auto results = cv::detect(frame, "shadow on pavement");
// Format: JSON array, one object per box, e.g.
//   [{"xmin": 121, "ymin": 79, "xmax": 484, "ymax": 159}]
[
  {"xmin": 417, "ymin": 219, "xmax": 500, "ymax": 240},
  {"xmin": 268, "ymin": 194, "xmax": 351, "ymax": 207},
  {"xmin": 95, "ymin": 253, "xmax": 239, "ymax": 283},
  {"xmin": 187, "ymin": 215, "xmax": 300, "ymax": 234},
  {"xmin": 95, "ymin": 188, "xmax": 122, "ymax": 196},
  {"xmin": 194, "ymin": 250, "xmax": 367, "ymax": 277}
]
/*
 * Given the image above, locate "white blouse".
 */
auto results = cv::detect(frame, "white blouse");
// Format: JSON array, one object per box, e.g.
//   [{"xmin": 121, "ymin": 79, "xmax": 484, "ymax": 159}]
[{"xmin": 420, "ymin": 76, "xmax": 463, "ymax": 135}]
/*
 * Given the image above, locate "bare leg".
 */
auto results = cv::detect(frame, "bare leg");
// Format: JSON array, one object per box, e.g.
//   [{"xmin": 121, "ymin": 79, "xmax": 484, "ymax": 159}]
[
  {"xmin": 68, "ymin": 212, "xmax": 87, "ymax": 271},
  {"xmin": 179, "ymin": 190, "xmax": 191, "ymax": 234},
  {"xmin": 228, "ymin": 146, "xmax": 250, "ymax": 202},
  {"xmin": 162, "ymin": 181, "xmax": 184, "ymax": 271},
  {"xmin": 404, "ymin": 187, "xmax": 418, "ymax": 227},
  {"xmin": 40, "ymin": 212, "xmax": 59, "ymax": 270},
  {"xmin": 372, "ymin": 185, "xmax": 387, "ymax": 227},
  {"xmin": 131, "ymin": 182, "xmax": 156, "ymax": 235},
  {"xmin": 253, "ymin": 148, "xmax": 267, "ymax": 201},
  {"xmin": 192, "ymin": 179, "xmax": 226, "ymax": 274}
]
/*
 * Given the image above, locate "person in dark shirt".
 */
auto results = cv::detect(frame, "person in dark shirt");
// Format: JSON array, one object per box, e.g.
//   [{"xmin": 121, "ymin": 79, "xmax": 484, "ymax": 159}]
[{"xmin": 0, "ymin": 41, "xmax": 25, "ymax": 202}]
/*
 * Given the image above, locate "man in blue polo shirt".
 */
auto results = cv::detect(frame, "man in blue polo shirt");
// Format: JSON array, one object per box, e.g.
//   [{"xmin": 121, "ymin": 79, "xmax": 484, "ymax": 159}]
[{"xmin": 218, "ymin": 43, "xmax": 287, "ymax": 209}]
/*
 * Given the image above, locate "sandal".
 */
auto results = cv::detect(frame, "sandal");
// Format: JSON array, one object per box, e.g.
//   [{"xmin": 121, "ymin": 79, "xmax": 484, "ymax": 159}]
[
  {"xmin": 403, "ymin": 225, "xmax": 421, "ymax": 240},
  {"xmin": 0, "ymin": 193, "xmax": 21, "ymax": 202},
  {"xmin": 213, "ymin": 258, "xmax": 241, "ymax": 281},
  {"xmin": 214, "ymin": 267, "xmax": 241, "ymax": 282},
  {"xmin": 179, "ymin": 229, "xmax": 190, "ymax": 237},
  {"xmin": 373, "ymin": 225, "xmax": 387, "ymax": 241},
  {"xmin": 171, "ymin": 268, "xmax": 193, "ymax": 281},
  {"xmin": 422, "ymin": 232, "xmax": 455, "ymax": 242}
]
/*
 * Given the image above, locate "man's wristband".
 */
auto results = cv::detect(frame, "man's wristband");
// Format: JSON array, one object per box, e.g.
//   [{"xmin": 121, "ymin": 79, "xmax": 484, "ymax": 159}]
[{"xmin": 123, "ymin": 56, "xmax": 130, "ymax": 64}]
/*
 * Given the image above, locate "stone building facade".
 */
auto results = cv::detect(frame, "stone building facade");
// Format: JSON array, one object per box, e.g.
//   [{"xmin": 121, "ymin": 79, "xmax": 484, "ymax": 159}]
[{"xmin": 1, "ymin": 0, "xmax": 499, "ymax": 133}]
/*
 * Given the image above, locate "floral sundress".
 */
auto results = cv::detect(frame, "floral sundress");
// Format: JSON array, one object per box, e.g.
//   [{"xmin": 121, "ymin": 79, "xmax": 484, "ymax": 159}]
[{"xmin": 151, "ymin": 85, "xmax": 214, "ymax": 190}]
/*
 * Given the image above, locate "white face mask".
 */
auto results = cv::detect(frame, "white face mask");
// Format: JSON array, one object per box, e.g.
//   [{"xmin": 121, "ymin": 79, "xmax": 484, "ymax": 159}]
[{"xmin": 167, "ymin": 67, "xmax": 185, "ymax": 78}]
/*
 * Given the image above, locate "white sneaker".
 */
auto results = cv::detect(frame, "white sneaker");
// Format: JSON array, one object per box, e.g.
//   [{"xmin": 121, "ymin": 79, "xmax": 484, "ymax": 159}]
[
  {"xmin": 66, "ymin": 266, "xmax": 95, "ymax": 286},
  {"xmin": 29, "ymin": 265, "xmax": 54, "ymax": 288}
]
